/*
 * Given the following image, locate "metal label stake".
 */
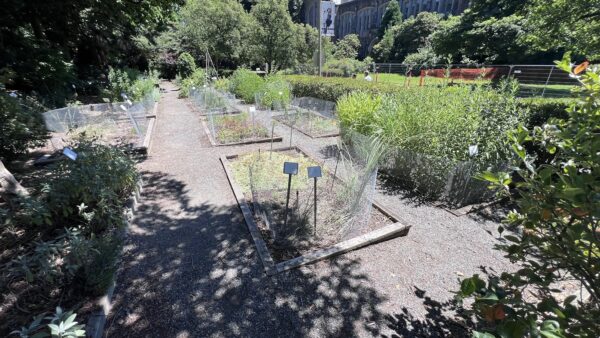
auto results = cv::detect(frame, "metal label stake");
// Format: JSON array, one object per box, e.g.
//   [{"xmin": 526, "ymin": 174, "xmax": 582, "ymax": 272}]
[
  {"xmin": 283, "ymin": 162, "xmax": 299, "ymax": 229},
  {"xmin": 308, "ymin": 166, "xmax": 322, "ymax": 235}
]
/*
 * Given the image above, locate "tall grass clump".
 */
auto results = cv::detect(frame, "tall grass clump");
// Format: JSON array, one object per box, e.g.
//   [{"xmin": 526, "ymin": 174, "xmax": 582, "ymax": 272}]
[
  {"xmin": 337, "ymin": 82, "xmax": 526, "ymax": 205},
  {"xmin": 229, "ymin": 69, "xmax": 264, "ymax": 103}
]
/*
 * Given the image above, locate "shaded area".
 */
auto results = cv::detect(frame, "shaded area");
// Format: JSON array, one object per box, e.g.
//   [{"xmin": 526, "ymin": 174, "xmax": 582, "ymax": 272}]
[
  {"xmin": 383, "ymin": 287, "xmax": 471, "ymax": 338},
  {"xmin": 107, "ymin": 171, "xmax": 385, "ymax": 337}
]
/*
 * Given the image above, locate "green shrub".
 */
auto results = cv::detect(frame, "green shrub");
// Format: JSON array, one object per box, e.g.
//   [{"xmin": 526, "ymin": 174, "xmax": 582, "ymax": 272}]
[
  {"xmin": 229, "ymin": 69, "xmax": 264, "ymax": 103},
  {"xmin": 337, "ymin": 83, "xmax": 526, "ymax": 203},
  {"xmin": 105, "ymin": 67, "xmax": 157, "ymax": 102},
  {"xmin": 47, "ymin": 139, "xmax": 138, "ymax": 235},
  {"xmin": 459, "ymin": 55, "xmax": 600, "ymax": 338},
  {"xmin": 11, "ymin": 307, "xmax": 85, "ymax": 338},
  {"xmin": 179, "ymin": 68, "xmax": 206, "ymax": 98},
  {"xmin": 177, "ymin": 52, "xmax": 196, "ymax": 78},
  {"xmin": 323, "ymin": 58, "xmax": 370, "ymax": 77},
  {"xmin": 214, "ymin": 78, "xmax": 230, "ymax": 92},
  {"xmin": 285, "ymin": 75, "xmax": 401, "ymax": 102},
  {"xmin": 257, "ymin": 75, "xmax": 292, "ymax": 109},
  {"xmin": 130, "ymin": 70, "xmax": 160, "ymax": 102},
  {"xmin": 517, "ymin": 97, "xmax": 575, "ymax": 127},
  {"xmin": 0, "ymin": 92, "xmax": 48, "ymax": 160}
]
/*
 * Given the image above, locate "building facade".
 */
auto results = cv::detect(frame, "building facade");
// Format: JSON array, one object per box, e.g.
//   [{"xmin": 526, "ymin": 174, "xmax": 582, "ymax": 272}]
[{"xmin": 333, "ymin": 0, "xmax": 470, "ymax": 56}]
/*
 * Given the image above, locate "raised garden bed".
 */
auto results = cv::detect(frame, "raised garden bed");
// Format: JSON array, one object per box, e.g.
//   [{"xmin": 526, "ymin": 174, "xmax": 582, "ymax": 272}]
[
  {"xmin": 202, "ymin": 112, "xmax": 282, "ymax": 146},
  {"xmin": 273, "ymin": 110, "xmax": 340, "ymax": 138},
  {"xmin": 220, "ymin": 146, "xmax": 411, "ymax": 274}
]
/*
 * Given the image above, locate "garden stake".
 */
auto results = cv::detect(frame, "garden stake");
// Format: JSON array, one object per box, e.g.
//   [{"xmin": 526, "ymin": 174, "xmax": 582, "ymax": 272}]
[
  {"xmin": 330, "ymin": 148, "xmax": 340, "ymax": 191},
  {"xmin": 283, "ymin": 162, "xmax": 299, "ymax": 229},
  {"xmin": 307, "ymin": 166, "xmax": 322, "ymax": 236},
  {"xmin": 270, "ymin": 122, "xmax": 275, "ymax": 159}
]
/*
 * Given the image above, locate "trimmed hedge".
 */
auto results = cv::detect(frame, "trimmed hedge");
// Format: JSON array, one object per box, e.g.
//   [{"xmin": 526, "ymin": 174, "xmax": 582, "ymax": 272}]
[
  {"xmin": 285, "ymin": 75, "xmax": 577, "ymax": 126},
  {"xmin": 285, "ymin": 75, "xmax": 401, "ymax": 102}
]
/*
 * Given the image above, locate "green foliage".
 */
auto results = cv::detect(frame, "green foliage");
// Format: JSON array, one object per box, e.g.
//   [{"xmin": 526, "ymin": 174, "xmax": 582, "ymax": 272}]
[
  {"xmin": 323, "ymin": 58, "xmax": 371, "ymax": 77},
  {"xmin": 257, "ymin": 76, "xmax": 292, "ymax": 109},
  {"xmin": 249, "ymin": 0, "xmax": 317, "ymax": 71},
  {"xmin": 403, "ymin": 45, "xmax": 442, "ymax": 67},
  {"xmin": 460, "ymin": 54, "xmax": 600, "ymax": 337},
  {"xmin": 373, "ymin": 12, "xmax": 442, "ymax": 62},
  {"xmin": 337, "ymin": 82, "xmax": 526, "ymax": 200},
  {"xmin": 47, "ymin": 139, "xmax": 138, "ymax": 235},
  {"xmin": 525, "ymin": 0, "xmax": 600, "ymax": 61},
  {"xmin": 285, "ymin": 75, "xmax": 402, "ymax": 102},
  {"xmin": 377, "ymin": 0, "xmax": 402, "ymax": 39},
  {"xmin": 178, "ymin": 68, "xmax": 207, "ymax": 98},
  {"xmin": 0, "ymin": 93, "xmax": 48, "ymax": 160},
  {"xmin": 11, "ymin": 307, "xmax": 85, "ymax": 338},
  {"xmin": 229, "ymin": 69, "xmax": 264, "ymax": 103},
  {"xmin": 333, "ymin": 34, "xmax": 361, "ymax": 60},
  {"xmin": 105, "ymin": 68, "xmax": 158, "ymax": 102},
  {"xmin": 179, "ymin": 0, "xmax": 251, "ymax": 67},
  {"xmin": 214, "ymin": 78, "xmax": 231, "ymax": 92},
  {"xmin": 177, "ymin": 52, "xmax": 196, "ymax": 78},
  {"xmin": 1, "ymin": 0, "xmax": 180, "ymax": 106},
  {"xmin": 517, "ymin": 97, "xmax": 574, "ymax": 127}
]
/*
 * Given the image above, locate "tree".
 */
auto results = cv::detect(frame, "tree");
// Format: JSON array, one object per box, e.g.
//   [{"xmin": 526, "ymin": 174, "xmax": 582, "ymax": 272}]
[
  {"xmin": 373, "ymin": 12, "xmax": 442, "ymax": 62},
  {"xmin": 0, "ymin": 0, "xmax": 181, "ymax": 106},
  {"xmin": 377, "ymin": 0, "xmax": 402, "ymax": 39},
  {"xmin": 249, "ymin": 0, "xmax": 314, "ymax": 71},
  {"xmin": 525, "ymin": 0, "xmax": 600, "ymax": 61},
  {"xmin": 333, "ymin": 34, "xmax": 361, "ymax": 59},
  {"xmin": 459, "ymin": 55, "xmax": 600, "ymax": 337},
  {"xmin": 178, "ymin": 0, "xmax": 252, "ymax": 68}
]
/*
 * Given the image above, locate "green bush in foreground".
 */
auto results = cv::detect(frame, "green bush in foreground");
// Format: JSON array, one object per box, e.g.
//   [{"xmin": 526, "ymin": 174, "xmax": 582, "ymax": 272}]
[
  {"xmin": 458, "ymin": 55, "xmax": 600, "ymax": 337},
  {"xmin": 229, "ymin": 69, "xmax": 264, "ymax": 103},
  {"xmin": 257, "ymin": 75, "xmax": 292, "ymax": 109}
]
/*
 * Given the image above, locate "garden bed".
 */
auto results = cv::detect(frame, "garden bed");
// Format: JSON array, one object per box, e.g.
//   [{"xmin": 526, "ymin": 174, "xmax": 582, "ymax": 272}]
[
  {"xmin": 220, "ymin": 146, "xmax": 410, "ymax": 274},
  {"xmin": 201, "ymin": 112, "xmax": 282, "ymax": 146},
  {"xmin": 273, "ymin": 111, "xmax": 340, "ymax": 138}
]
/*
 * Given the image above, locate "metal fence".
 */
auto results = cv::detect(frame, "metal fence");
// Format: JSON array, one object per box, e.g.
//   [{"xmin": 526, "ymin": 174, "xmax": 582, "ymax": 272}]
[
  {"xmin": 42, "ymin": 94, "xmax": 155, "ymax": 149},
  {"xmin": 373, "ymin": 63, "xmax": 580, "ymax": 98}
]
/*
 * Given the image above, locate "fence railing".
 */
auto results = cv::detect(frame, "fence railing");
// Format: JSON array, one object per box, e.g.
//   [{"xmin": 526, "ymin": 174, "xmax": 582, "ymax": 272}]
[{"xmin": 373, "ymin": 63, "xmax": 580, "ymax": 98}]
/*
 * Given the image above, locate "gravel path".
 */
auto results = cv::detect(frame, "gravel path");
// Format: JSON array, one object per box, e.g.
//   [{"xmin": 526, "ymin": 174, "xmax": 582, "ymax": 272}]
[{"xmin": 106, "ymin": 83, "xmax": 513, "ymax": 337}]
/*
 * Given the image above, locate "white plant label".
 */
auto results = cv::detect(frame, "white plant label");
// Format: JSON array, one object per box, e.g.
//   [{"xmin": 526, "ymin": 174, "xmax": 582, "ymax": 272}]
[
  {"xmin": 249, "ymin": 106, "xmax": 256, "ymax": 114},
  {"xmin": 469, "ymin": 145, "xmax": 479, "ymax": 157},
  {"xmin": 63, "ymin": 147, "xmax": 78, "ymax": 161},
  {"xmin": 120, "ymin": 104, "xmax": 127, "ymax": 111}
]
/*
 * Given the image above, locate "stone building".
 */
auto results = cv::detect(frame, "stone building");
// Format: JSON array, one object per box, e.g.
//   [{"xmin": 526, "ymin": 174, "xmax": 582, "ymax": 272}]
[{"xmin": 332, "ymin": 0, "xmax": 470, "ymax": 56}]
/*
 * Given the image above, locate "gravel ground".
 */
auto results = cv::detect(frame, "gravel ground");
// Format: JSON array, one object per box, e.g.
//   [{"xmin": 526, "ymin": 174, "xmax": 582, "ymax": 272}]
[{"xmin": 106, "ymin": 83, "xmax": 514, "ymax": 338}]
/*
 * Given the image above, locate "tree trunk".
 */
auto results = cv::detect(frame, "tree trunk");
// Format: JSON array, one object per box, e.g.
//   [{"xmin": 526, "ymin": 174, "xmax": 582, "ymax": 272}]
[{"xmin": 0, "ymin": 160, "xmax": 29, "ymax": 203}]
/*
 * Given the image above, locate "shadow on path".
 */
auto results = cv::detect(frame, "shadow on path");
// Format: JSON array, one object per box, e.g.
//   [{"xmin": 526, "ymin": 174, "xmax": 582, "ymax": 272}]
[{"xmin": 107, "ymin": 171, "xmax": 385, "ymax": 337}]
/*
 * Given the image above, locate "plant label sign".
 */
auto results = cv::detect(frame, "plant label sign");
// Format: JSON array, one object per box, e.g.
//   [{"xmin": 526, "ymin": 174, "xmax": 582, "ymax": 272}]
[
  {"xmin": 469, "ymin": 145, "xmax": 479, "ymax": 157},
  {"xmin": 283, "ymin": 162, "xmax": 299, "ymax": 175},
  {"xmin": 63, "ymin": 147, "xmax": 78, "ymax": 161},
  {"xmin": 249, "ymin": 106, "xmax": 256, "ymax": 114},
  {"xmin": 307, "ymin": 166, "xmax": 322, "ymax": 178}
]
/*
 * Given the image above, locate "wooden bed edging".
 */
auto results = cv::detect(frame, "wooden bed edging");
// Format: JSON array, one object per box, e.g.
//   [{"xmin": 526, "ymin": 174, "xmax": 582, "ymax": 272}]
[
  {"xmin": 202, "ymin": 119, "xmax": 283, "ymax": 147},
  {"xmin": 220, "ymin": 155, "xmax": 277, "ymax": 275},
  {"xmin": 221, "ymin": 146, "xmax": 412, "ymax": 275}
]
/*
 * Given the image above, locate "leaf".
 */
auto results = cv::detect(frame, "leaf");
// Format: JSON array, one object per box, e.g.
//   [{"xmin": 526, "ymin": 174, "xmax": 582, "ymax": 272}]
[
  {"xmin": 573, "ymin": 61, "xmax": 589, "ymax": 75},
  {"xmin": 472, "ymin": 331, "xmax": 496, "ymax": 338}
]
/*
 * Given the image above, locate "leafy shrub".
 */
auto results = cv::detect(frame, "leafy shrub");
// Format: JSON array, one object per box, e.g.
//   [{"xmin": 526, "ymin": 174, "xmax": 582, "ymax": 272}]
[
  {"xmin": 177, "ymin": 52, "xmax": 196, "ymax": 78},
  {"xmin": 47, "ymin": 139, "xmax": 138, "ymax": 235},
  {"xmin": 323, "ymin": 58, "xmax": 370, "ymax": 77},
  {"xmin": 129, "ymin": 70, "xmax": 160, "ymax": 102},
  {"xmin": 458, "ymin": 55, "xmax": 600, "ymax": 337},
  {"xmin": 337, "ymin": 82, "xmax": 526, "ymax": 203},
  {"xmin": 179, "ymin": 68, "xmax": 206, "ymax": 98},
  {"xmin": 257, "ymin": 75, "xmax": 292, "ymax": 109},
  {"xmin": 214, "ymin": 78, "xmax": 230, "ymax": 92},
  {"xmin": 229, "ymin": 69, "xmax": 264, "ymax": 103},
  {"xmin": 11, "ymin": 307, "xmax": 85, "ymax": 338},
  {"xmin": 285, "ymin": 75, "xmax": 401, "ymax": 102},
  {"xmin": 516, "ymin": 97, "xmax": 574, "ymax": 127},
  {"xmin": 105, "ymin": 67, "xmax": 158, "ymax": 102},
  {"xmin": 0, "ymin": 92, "xmax": 48, "ymax": 160}
]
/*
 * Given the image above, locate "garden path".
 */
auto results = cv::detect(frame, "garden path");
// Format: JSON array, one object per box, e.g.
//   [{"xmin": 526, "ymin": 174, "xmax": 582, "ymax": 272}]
[{"xmin": 107, "ymin": 82, "xmax": 513, "ymax": 338}]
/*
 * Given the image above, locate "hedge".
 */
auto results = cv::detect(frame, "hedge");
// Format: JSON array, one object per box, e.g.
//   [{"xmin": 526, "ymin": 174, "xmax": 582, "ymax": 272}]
[{"xmin": 285, "ymin": 75, "xmax": 577, "ymax": 126}]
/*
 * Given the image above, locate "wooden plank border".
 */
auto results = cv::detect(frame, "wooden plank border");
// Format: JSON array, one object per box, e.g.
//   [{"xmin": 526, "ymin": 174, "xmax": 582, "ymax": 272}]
[
  {"xmin": 220, "ymin": 155, "xmax": 277, "ymax": 275},
  {"xmin": 221, "ymin": 146, "xmax": 411, "ymax": 275}
]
